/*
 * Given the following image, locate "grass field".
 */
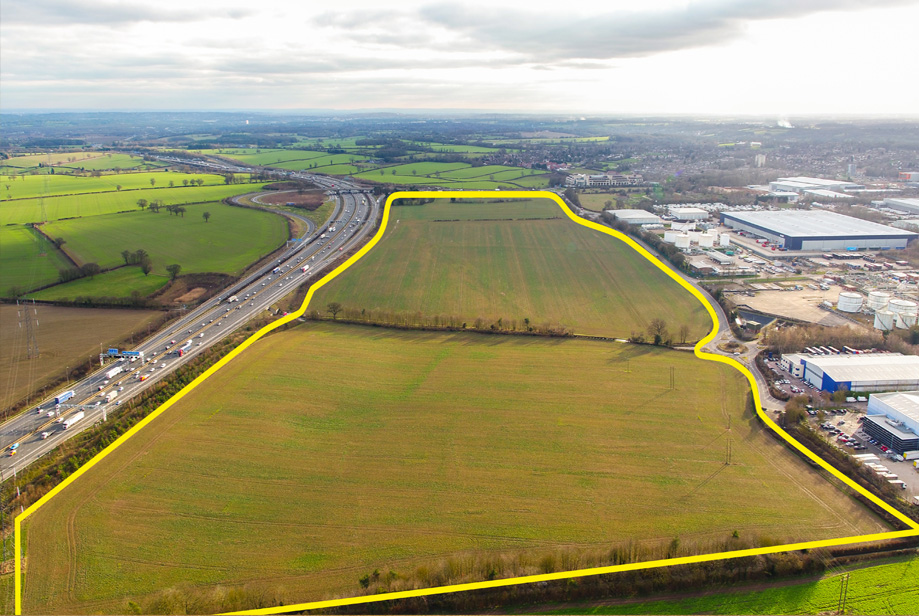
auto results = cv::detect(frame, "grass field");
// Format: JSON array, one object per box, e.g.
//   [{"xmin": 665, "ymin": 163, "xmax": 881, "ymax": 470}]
[
  {"xmin": 1, "ymin": 152, "xmax": 158, "ymax": 173},
  {"xmin": 540, "ymin": 556, "xmax": 919, "ymax": 615},
  {"xmin": 0, "ymin": 226, "xmax": 71, "ymax": 295},
  {"xmin": 22, "ymin": 322, "xmax": 887, "ymax": 613},
  {"xmin": 0, "ymin": 304, "xmax": 161, "ymax": 414},
  {"xmin": 0, "ymin": 171, "xmax": 228, "ymax": 201},
  {"xmin": 1, "ymin": 183, "xmax": 264, "ymax": 225},
  {"xmin": 313, "ymin": 198, "xmax": 710, "ymax": 339},
  {"xmin": 41, "ymin": 201, "xmax": 288, "ymax": 277},
  {"xmin": 27, "ymin": 267, "xmax": 171, "ymax": 301}
]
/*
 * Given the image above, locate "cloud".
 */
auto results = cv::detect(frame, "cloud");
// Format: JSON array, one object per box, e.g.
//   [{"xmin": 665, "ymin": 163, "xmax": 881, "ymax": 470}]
[
  {"xmin": 0, "ymin": 0, "xmax": 250, "ymax": 25},
  {"xmin": 317, "ymin": 0, "xmax": 917, "ymax": 61}
]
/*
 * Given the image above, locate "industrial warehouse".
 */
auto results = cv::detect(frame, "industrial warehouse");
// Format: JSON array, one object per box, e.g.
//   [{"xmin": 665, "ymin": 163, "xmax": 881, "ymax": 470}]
[
  {"xmin": 863, "ymin": 392, "xmax": 919, "ymax": 454},
  {"xmin": 720, "ymin": 210, "xmax": 917, "ymax": 251},
  {"xmin": 779, "ymin": 353, "xmax": 919, "ymax": 393}
]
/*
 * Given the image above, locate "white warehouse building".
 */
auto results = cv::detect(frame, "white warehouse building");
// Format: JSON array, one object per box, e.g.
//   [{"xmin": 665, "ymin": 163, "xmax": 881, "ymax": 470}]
[
  {"xmin": 612, "ymin": 209, "xmax": 662, "ymax": 226},
  {"xmin": 720, "ymin": 210, "xmax": 916, "ymax": 251},
  {"xmin": 670, "ymin": 207, "xmax": 709, "ymax": 221},
  {"xmin": 862, "ymin": 391, "xmax": 919, "ymax": 454},
  {"xmin": 779, "ymin": 353, "xmax": 919, "ymax": 393}
]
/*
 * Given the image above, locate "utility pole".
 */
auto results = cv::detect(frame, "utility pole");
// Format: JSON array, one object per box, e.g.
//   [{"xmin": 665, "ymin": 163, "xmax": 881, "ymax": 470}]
[
  {"xmin": 18, "ymin": 300, "xmax": 39, "ymax": 359},
  {"xmin": 837, "ymin": 573, "xmax": 849, "ymax": 614}
]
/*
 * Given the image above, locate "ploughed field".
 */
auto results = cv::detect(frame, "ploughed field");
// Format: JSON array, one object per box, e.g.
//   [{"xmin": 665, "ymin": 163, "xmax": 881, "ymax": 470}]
[
  {"xmin": 0, "ymin": 305, "xmax": 161, "ymax": 415},
  {"xmin": 23, "ymin": 323, "xmax": 887, "ymax": 614},
  {"xmin": 312, "ymin": 198, "xmax": 710, "ymax": 340}
]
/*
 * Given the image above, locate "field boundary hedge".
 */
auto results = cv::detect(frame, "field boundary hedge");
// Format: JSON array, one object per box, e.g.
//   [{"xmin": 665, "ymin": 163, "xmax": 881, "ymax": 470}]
[{"xmin": 12, "ymin": 191, "xmax": 919, "ymax": 616}]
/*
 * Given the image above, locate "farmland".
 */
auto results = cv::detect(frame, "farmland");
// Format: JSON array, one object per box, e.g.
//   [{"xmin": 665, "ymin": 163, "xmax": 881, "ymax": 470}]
[
  {"xmin": 28, "ymin": 267, "xmax": 171, "ymax": 301},
  {"xmin": 21, "ymin": 322, "xmax": 887, "ymax": 614},
  {"xmin": 0, "ymin": 304, "xmax": 161, "ymax": 414},
  {"xmin": 0, "ymin": 171, "xmax": 229, "ymax": 201},
  {"xmin": 41, "ymin": 201, "xmax": 287, "ymax": 277},
  {"xmin": 0, "ymin": 226, "xmax": 71, "ymax": 295},
  {"xmin": 1, "ymin": 152, "xmax": 161, "ymax": 174},
  {"xmin": 1, "ymin": 182, "xmax": 263, "ymax": 225},
  {"xmin": 312, "ymin": 198, "xmax": 710, "ymax": 340},
  {"xmin": 352, "ymin": 162, "xmax": 551, "ymax": 189},
  {"xmin": 543, "ymin": 556, "xmax": 919, "ymax": 615}
]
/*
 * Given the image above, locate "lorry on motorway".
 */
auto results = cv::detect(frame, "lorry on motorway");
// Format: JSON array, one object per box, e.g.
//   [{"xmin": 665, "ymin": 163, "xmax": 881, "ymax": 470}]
[
  {"xmin": 319, "ymin": 233, "xmax": 327, "ymax": 239},
  {"xmin": 301, "ymin": 265, "xmax": 310, "ymax": 273},
  {"xmin": 105, "ymin": 391, "xmax": 118, "ymax": 402},
  {"xmin": 272, "ymin": 267, "xmax": 281, "ymax": 274},
  {"xmin": 226, "ymin": 295, "xmax": 239, "ymax": 303},
  {"xmin": 63, "ymin": 411, "xmax": 85, "ymax": 430},
  {"xmin": 177, "ymin": 340, "xmax": 193, "ymax": 356},
  {"xmin": 105, "ymin": 366, "xmax": 123, "ymax": 380},
  {"xmin": 54, "ymin": 390, "xmax": 76, "ymax": 404}
]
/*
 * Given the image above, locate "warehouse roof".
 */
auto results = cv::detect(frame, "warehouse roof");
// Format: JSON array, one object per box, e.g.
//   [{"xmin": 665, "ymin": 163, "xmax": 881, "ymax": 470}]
[
  {"xmin": 869, "ymin": 391, "xmax": 919, "ymax": 426},
  {"xmin": 613, "ymin": 209, "xmax": 661, "ymax": 222},
  {"xmin": 786, "ymin": 353, "xmax": 919, "ymax": 382},
  {"xmin": 721, "ymin": 210, "xmax": 916, "ymax": 239}
]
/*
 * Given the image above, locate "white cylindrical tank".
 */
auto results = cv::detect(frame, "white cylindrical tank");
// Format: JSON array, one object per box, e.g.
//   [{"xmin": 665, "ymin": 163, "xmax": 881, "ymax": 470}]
[
  {"xmin": 896, "ymin": 312, "xmax": 918, "ymax": 329},
  {"xmin": 698, "ymin": 232, "xmax": 715, "ymax": 248},
  {"xmin": 663, "ymin": 230, "xmax": 679, "ymax": 244},
  {"xmin": 866, "ymin": 291, "xmax": 892, "ymax": 311},
  {"xmin": 837, "ymin": 291, "xmax": 864, "ymax": 313},
  {"xmin": 687, "ymin": 231, "xmax": 701, "ymax": 244},
  {"xmin": 719, "ymin": 233, "xmax": 731, "ymax": 248},
  {"xmin": 874, "ymin": 310, "xmax": 895, "ymax": 331},
  {"xmin": 888, "ymin": 298, "xmax": 919, "ymax": 317},
  {"xmin": 675, "ymin": 234, "xmax": 691, "ymax": 249}
]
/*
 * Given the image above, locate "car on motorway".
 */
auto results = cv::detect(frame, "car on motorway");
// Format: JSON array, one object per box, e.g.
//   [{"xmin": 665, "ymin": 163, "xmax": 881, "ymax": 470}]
[
  {"xmin": 47, "ymin": 410, "xmax": 55, "ymax": 417},
  {"xmin": 41, "ymin": 432, "xmax": 50, "ymax": 439},
  {"xmin": 10, "ymin": 443, "xmax": 20, "ymax": 451},
  {"xmin": 199, "ymin": 333, "xmax": 204, "ymax": 338}
]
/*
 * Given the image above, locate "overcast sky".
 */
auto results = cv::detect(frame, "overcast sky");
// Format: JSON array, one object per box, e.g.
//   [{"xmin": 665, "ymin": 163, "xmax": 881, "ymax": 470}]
[{"xmin": 2, "ymin": 0, "xmax": 917, "ymax": 116}]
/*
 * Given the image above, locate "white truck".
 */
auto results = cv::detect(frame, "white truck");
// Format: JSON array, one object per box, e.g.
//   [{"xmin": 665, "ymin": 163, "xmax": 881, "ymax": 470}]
[
  {"xmin": 105, "ymin": 366, "xmax": 123, "ymax": 380},
  {"xmin": 105, "ymin": 391, "xmax": 118, "ymax": 403},
  {"xmin": 227, "ymin": 295, "xmax": 239, "ymax": 303},
  {"xmin": 63, "ymin": 411, "xmax": 85, "ymax": 430}
]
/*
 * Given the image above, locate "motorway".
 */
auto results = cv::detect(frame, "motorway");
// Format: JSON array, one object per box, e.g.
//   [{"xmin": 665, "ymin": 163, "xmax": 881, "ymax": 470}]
[{"xmin": 1, "ymin": 179, "xmax": 380, "ymax": 478}]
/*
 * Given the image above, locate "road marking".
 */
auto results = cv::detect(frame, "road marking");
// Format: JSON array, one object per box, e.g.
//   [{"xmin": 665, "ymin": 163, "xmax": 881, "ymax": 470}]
[{"xmin": 15, "ymin": 191, "xmax": 919, "ymax": 615}]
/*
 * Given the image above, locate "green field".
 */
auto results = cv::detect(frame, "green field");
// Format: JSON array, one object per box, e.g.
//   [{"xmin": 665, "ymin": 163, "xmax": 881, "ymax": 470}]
[
  {"xmin": 22, "ymin": 322, "xmax": 887, "ymax": 614},
  {"xmin": 0, "ymin": 226, "xmax": 71, "ymax": 295},
  {"xmin": 313, "ymin": 198, "xmax": 710, "ymax": 339},
  {"xmin": 0, "ymin": 171, "xmax": 227, "ymax": 201},
  {"xmin": 40, "ymin": 201, "xmax": 288, "ymax": 277},
  {"xmin": 1, "ymin": 151, "xmax": 159, "ymax": 173},
  {"xmin": 27, "ymin": 267, "xmax": 170, "ymax": 300},
  {"xmin": 543, "ymin": 556, "xmax": 919, "ymax": 615},
  {"xmin": 1, "ymin": 183, "xmax": 263, "ymax": 225}
]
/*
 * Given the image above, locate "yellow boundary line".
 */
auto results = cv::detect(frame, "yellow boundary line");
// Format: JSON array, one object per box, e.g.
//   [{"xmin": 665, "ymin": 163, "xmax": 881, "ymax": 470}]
[{"xmin": 14, "ymin": 191, "xmax": 919, "ymax": 615}]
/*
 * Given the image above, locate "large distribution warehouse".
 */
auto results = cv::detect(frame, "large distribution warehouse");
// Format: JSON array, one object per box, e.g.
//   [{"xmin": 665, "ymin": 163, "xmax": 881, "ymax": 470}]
[
  {"xmin": 863, "ymin": 391, "xmax": 919, "ymax": 454},
  {"xmin": 720, "ymin": 210, "xmax": 916, "ymax": 251},
  {"xmin": 779, "ymin": 353, "xmax": 919, "ymax": 393}
]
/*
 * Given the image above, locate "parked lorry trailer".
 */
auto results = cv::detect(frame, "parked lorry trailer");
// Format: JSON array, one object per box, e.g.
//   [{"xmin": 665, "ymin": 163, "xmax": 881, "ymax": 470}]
[
  {"xmin": 63, "ymin": 411, "xmax": 85, "ymax": 429},
  {"xmin": 54, "ymin": 390, "xmax": 75, "ymax": 404}
]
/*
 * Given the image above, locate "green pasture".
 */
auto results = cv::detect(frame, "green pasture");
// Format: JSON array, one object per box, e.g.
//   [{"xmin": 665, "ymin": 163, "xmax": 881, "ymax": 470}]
[
  {"xmin": 1, "ymin": 183, "xmax": 262, "ymax": 225},
  {"xmin": 28, "ymin": 267, "xmax": 169, "ymax": 301},
  {"xmin": 22, "ymin": 322, "xmax": 886, "ymax": 613},
  {"xmin": 272, "ymin": 153, "xmax": 364, "ymax": 171},
  {"xmin": 438, "ymin": 165, "xmax": 523, "ymax": 179},
  {"xmin": 0, "ymin": 171, "xmax": 228, "ymax": 201},
  {"xmin": 546, "ymin": 556, "xmax": 919, "ymax": 615},
  {"xmin": 41, "ymin": 201, "xmax": 287, "ymax": 277},
  {"xmin": 0, "ymin": 225, "xmax": 71, "ymax": 295},
  {"xmin": 314, "ymin": 198, "xmax": 711, "ymax": 339}
]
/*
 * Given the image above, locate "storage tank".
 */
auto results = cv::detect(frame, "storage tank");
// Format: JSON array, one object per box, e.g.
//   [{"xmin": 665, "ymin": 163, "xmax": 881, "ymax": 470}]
[
  {"xmin": 663, "ymin": 230, "xmax": 679, "ymax": 244},
  {"xmin": 698, "ymin": 232, "xmax": 715, "ymax": 248},
  {"xmin": 675, "ymin": 234, "xmax": 691, "ymax": 249},
  {"xmin": 874, "ymin": 310, "xmax": 895, "ymax": 331},
  {"xmin": 866, "ymin": 291, "xmax": 892, "ymax": 311},
  {"xmin": 687, "ymin": 231, "xmax": 701, "ymax": 244},
  {"xmin": 719, "ymin": 234, "xmax": 731, "ymax": 248},
  {"xmin": 836, "ymin": 291, "xmax": 864, "ymax": 313},
  {"xmin": 888, "ymin": 298, "xmax": 919, "ymax": 318},
  {"xmin": 896, "ymin": 312, "xmax": 918, "ymax": 329}
]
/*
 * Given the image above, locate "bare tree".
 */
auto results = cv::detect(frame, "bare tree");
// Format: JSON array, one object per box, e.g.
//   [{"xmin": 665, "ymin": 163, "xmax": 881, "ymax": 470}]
[
  {"xmin": 679, "ymin": 324, "xmax": 690, "ymax": 344},
  {"xmin": 327, "ymin": 302, "xmax": 343, "ymax": 320}
]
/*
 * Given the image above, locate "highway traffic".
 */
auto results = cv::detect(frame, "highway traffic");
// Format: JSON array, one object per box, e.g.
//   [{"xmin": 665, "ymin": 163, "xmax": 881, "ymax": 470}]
[{"xmin": 1, "ymin": 178, "xmax": 380, "ymax": 478}]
